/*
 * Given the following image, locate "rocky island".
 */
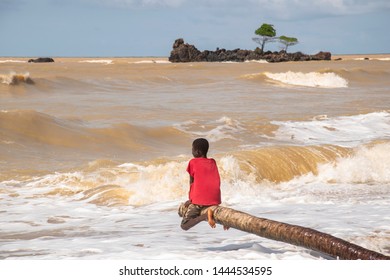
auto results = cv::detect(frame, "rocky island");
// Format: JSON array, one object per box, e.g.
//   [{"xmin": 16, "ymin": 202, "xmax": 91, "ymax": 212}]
[{"xmin": 169, "ymin": 38, "xmax": 331, "ymax": 63}]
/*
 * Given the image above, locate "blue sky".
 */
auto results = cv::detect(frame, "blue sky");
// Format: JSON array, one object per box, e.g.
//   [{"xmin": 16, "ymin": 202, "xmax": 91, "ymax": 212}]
[{"xmin": 1, "ymin": 0, "xmax": 389, "ymax": 57}]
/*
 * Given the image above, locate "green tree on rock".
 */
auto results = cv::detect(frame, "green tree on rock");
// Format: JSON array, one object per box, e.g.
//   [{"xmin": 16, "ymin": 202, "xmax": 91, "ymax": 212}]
[
  {"xmin": 252, "ymin": 23, "xmax": 277, "ymax": 52},
  {"xmin": 279, "ymin": 35, "xmax": 299, "ymax": 52}
]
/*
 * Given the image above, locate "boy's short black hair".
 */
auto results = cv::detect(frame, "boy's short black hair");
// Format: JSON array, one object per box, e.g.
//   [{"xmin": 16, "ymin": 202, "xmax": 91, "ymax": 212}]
[{"xmin": 192, "ymin": 138, "xmax": 209, "ymax": 157}]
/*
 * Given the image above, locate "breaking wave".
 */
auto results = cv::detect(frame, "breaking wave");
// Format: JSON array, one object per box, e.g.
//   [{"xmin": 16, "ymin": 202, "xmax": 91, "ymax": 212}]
[
  {"xmin": 174, "ymin": 116, "xmax": 244, "ymax": 142},
  {"xmin": 315, "ymin": 141, "xmax": 390, "ymax": 184},
  {"xmin": 264, "ymin": 71, "xmax": 348, "ymax": 88},
  {"xmin": 0, "ymin": 73, "xmax": 34, "ymax": 85},
  {"xmin": 270, "ymin": 111, "xmax": 390, "ymax": 147},
  {"xmin": 230, "ymin": 145, "xmax": 351, "ymax": 183},
  {"xmin": 3, "ymin": 140, "xmax": 389, "ymax": 207},
  {"xmin": 241, "ymin": 67, "xmax": 389, "ymax": 87}
]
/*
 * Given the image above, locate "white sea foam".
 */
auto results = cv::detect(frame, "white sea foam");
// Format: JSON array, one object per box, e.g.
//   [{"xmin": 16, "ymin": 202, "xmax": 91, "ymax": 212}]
[
  {"xmin": 79, "ymin": 60, "xmax": 113, "ymax": 65},
  {"xmin": 1, "ymin": 153, "xmax": 389, "ymax": 259},
  {"xmin": 131, "ymin": 60, "xmax": 171, "ymax": 64},
  {"xmin": 317, "ymin": 142, "xmax": 390, "ymax": 184},
  {"xmin": 0, "ymin": 60, "xmax": 25, "ymax": 63},
  {"xmin": 244, "ymin": 59, "xmax": 268, "ymax": 63},
  {"xmin": 351, "ymin": 57, "xmax": 390, "ymax": 61},
  {"xmin": 350, "ymin": 57, "xmax": 390, "ymax": 61},
  {"xmin": 174, "ymin": 117, "xmax": 244, "ymax": 142},
  {"xmin": 264, "ymin": 71, "xmax": 348, "ymax": 88},
  {"xmin": 276, "ymin": 142, "xmax": 390, "ymax": 189},
  {"xmin": 271, "ymin": 111, "xmax": 390, "ymax": 146}
]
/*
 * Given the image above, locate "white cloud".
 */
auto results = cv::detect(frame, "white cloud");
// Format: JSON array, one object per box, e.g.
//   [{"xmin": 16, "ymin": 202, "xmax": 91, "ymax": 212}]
[
  {"xmin": 249, "ymin": 0, "xmax": 390, "ymax": 19},
  {"xmin": 75, "ymin": 0, "xmax": 389, "ymax": 13},
  {"xmin": 82, "ymin": 0, "xmax": 390, "ymax": 20}
]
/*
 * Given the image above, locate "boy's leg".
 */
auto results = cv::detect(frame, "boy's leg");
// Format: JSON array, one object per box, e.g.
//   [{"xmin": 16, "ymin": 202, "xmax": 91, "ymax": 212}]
[
  {"xmin": 207, "ymin": 208, "xmax": 216, "ymax": 228},
  {"xmin": 181, "ymin": 213, "xmax": 208, "ymax": 231},
  {"xmin": 207, "ymin": 206, "xmax": 229, "ymax": 230},
  {"xmin": 180, "ymin": 204, "xmax": 206, "ymax": 231},
  {"xmin": 178, "ymin": 201, "xmax": 189, "ymax": 218}
]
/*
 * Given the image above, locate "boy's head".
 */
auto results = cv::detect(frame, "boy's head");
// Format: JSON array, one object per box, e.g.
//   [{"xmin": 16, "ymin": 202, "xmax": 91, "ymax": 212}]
[{"xmin": 192, "ymin": 138, "xmax": 209, "ymax": 158}]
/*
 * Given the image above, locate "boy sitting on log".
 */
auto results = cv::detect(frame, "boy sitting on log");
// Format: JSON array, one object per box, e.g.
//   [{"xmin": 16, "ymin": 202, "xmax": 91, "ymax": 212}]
[{"xmin": 179, "ymin": 138, "xmax": 228, "ymax": 230}]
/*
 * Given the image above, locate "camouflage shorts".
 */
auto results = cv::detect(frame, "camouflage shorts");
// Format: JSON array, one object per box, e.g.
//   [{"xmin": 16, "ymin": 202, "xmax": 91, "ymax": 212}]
[{"xmin": 180, "ymin": 203, "xmax": 208, "ymax": 226}]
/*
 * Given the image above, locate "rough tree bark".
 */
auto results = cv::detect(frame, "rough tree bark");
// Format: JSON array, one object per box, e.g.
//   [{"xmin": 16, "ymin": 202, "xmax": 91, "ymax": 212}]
[{"xmin": 178, "ymin": 204, "xmax": 390, "ymax": 260}]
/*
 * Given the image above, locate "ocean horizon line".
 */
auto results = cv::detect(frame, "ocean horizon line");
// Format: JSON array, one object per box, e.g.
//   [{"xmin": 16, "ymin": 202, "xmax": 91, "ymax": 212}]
[{"xmin": 1, "ymin": 53, "xmax": 390, "ymax": 59}]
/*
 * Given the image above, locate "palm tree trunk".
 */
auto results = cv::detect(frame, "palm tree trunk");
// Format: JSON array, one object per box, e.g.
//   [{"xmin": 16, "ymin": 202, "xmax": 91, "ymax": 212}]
[{"xmin": 178, "ymin": 204, "xmax": 390, "ymax": 260}]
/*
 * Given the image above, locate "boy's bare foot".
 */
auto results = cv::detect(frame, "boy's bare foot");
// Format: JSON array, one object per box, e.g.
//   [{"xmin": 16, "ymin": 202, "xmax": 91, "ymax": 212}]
[{"xmin": 207, "ymin": 208, "xmax": 216, "ymax": 228}]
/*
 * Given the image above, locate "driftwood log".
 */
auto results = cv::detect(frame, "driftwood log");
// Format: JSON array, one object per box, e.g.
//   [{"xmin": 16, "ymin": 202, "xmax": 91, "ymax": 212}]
[{"xmin": 178, "ymin": 204, "xmax": 390, "ymax": 260}]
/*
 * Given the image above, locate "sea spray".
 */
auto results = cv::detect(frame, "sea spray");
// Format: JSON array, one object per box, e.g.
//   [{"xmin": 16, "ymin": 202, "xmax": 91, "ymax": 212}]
[
  {"xmin": 316, "ymin": 142, "xmax": 390, "ymax": 184},
  {"xmin": 0, "ymin": 72, "xmax": 34, "ymax": 85}
]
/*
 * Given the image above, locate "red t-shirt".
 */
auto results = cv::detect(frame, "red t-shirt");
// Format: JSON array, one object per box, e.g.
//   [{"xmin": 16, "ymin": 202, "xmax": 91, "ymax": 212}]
[{"xmin": 187, "ymin": 157, "xmax": 221, "ymax": 206}]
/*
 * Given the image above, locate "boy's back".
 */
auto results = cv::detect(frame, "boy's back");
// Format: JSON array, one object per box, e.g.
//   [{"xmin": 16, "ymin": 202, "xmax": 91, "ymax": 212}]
[{"xmin": 187, "ymin": 157, "xmax": 221, "ymax": 206}]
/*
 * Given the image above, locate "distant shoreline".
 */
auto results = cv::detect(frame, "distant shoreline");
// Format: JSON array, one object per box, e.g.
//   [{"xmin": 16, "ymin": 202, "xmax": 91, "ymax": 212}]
[
  {"xmin": 332, "ymin": 53, "xmax": 390, "ymax": 60},
  {"xmin": 1, "ymin": 53, "xmax": 390, "ymax": 62}
]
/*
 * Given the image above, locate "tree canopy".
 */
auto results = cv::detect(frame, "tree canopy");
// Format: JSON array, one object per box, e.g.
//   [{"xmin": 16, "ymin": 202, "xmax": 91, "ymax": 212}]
[
  {"xmin": 279, "ymin": 35, "xmax": 298, "ymax": 51},
  {"xmin": 255, "ymin": 23, "xmax": 276, "ymax": 37},
  {"xmin": 253, "ymin": 23, "xmax": 299, "ymax": 52},
  {"xmin": 252, "ymin": 23, "xmax": 277, "ymax": 52}
]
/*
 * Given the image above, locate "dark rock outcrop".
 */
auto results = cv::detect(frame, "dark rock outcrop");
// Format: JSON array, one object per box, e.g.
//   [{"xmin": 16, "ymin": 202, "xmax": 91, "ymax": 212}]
[
  {"xmin": 310, "ymin": 51, "xmax": 332, "ymax": 61},
  {"xmin": 28, "ymin": 57, "xmax": 55, "ymax": 63},
  {"xmin": 168, "ymin": 38, "xmax": 202, "ymax": 62},
  {"xmin": 169, "ymin": 38, "xmax": 331, "ymax": 63}
]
